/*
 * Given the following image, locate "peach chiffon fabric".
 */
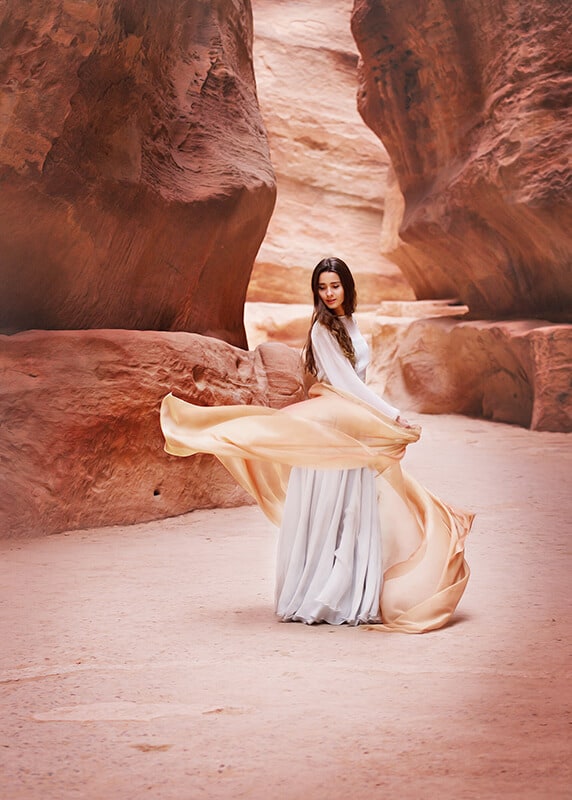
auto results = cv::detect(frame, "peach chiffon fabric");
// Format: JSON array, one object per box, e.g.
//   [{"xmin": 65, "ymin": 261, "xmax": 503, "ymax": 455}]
[{"xmin": 160, "ymin": 382, "xmax": 473, "ymax": 633}]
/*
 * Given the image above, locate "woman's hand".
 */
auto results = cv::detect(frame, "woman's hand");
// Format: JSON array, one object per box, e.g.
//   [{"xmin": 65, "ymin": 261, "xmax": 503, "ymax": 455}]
[{"xmin": 396, "ymin": 415, "xmax": 417, "ymax": 430}]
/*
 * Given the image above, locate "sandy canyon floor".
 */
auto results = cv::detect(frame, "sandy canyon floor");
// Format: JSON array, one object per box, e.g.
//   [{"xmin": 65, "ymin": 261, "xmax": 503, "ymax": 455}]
[{"xmin": 1, "ymin": 413, "xmax": 570, "ymax": 799}]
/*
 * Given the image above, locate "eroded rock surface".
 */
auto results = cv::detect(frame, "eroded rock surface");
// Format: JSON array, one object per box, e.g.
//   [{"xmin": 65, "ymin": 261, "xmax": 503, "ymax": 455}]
[
  {"xmin": 0, "ymin": 0, "xmax": 274, "ymax": 346},
  {"xmin": 369, "ymin": 317, "xmax": 571, "ymax": 432},
  {"xmin": 352, "ymin": 0, "xmax": 572, "ymax": 319},
  {"xmin": 248, "ymin": 0, "xmax": 413, "ymax": 304},
  {"xmin": 0, "ymin": 331, "xmax": 304, "ymax": 538}
]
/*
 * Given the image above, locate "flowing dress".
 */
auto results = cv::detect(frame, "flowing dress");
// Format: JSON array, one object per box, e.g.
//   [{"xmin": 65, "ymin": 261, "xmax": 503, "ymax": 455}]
[
  {"xmin": 160, "ymin": 320, "xmax": 473, "ymax": 634},
  {"xmin": 275, "ymin": 317, "xmax": 401, "ymax": 625}
]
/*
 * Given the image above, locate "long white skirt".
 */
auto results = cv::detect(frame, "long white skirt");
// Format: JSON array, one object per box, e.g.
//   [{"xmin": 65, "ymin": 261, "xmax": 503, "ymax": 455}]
[{"xmin": 275, "ymin": 466, "xmax": 383, "ymax": 625}]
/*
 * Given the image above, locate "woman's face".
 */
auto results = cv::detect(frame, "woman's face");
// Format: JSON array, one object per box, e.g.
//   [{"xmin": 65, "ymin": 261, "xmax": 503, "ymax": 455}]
[{"xmin": 317, "ymin": 271, "xmax": 345, "ymax": 316}]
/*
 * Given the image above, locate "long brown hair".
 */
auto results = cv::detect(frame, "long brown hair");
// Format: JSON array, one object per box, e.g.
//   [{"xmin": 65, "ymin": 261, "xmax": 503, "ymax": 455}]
[{"xmin": 304, "ymin": 257, "xmax": 357, "ymax": 377}]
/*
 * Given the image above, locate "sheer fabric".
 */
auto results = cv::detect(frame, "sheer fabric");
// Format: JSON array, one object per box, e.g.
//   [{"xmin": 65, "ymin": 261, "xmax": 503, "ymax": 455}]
[
  {"xmin": 275, "ymin": 318, "xmax": 395, "ymax": 625},
  {"xmin": 161, "ymin": 319, "xmax": 473, "ymax": 633},
  {"xmin": 310, "ymin": 317, "xmax": 400, "ymax": 419},
  {"xmin": 277, "ymin": 466, "xmax": 383, "ymax": 624}
]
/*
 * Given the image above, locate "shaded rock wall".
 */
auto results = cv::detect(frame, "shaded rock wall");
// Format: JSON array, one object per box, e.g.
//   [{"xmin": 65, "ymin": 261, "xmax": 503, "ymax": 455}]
[
  {"xmin": 0, "ymin": 331, "xmax": 304, "ymax": 538},
  {"xmin": 352, "ymin": 0, "xmax": 572, "ymax": 319},
  {"xmin": 248, "ymin": 0, "xmax": 413, "ymax": 304},
  {"xmin": 0, "ymin": 0, "xmax": 274, "ymax": 346}
]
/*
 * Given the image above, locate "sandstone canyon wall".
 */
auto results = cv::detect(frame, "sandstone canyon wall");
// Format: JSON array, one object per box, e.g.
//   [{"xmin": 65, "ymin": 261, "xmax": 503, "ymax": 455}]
[
  {"xmin": 247, "ymin": 0, "xmax": 413, "ymax": 305},
  {"xmin": 2, "ymin": 0, "xmax": 570, "ymax": 543},
  {"xmin": 0, "ymin": 331, "xmax": 304, "ymax": 538},
  {"xmin": 0, "ymin": 0, "xmax": 307, "ymax": 539},
  {"xmin": 0, "ymin": 0, "xmax": 275, "ymax": 346},
  {"xmin": 367, "ymin": 309, "xmax": 570, "ymax": 432},
  {"xmin": 350, "ymin": 0, "xmax": 571, "ymax": 431},
  {"xmin": 352, "ymin": 0, "xmax": 572, "ymax": 320}
]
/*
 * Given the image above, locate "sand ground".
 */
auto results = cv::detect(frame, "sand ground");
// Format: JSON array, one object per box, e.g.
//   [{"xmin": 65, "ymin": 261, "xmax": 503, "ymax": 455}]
[{"xmin": 1, "ymin": 413, "xmax": 570, "ymax": 799}]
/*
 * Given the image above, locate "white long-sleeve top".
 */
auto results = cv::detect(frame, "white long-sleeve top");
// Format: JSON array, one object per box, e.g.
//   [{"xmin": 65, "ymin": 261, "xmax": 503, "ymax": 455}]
[{"xmin": 311, "ymin": 316, "xmax": 400, "ymax": 420}]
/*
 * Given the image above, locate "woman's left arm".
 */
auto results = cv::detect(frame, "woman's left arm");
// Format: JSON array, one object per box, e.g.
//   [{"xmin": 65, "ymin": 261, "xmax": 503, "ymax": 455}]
[{"xmin": 311, "ymin": 323, "xmax": 401, "ymax": 420}]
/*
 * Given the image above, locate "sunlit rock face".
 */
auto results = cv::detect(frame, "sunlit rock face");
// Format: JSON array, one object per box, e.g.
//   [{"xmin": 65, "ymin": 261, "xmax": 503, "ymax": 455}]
[
  {"xmin": 0, "ymin": 0, "xmax": 274, "ymax": 346},
  {"xmin": 247, "ymin": 0, "xmax": 413, "ymax": 305},
  {"xmin": 352, "ymin": 0, "xmax": 572, "ymax": 319},
  {"xmin": 369, "ymin": 316, "xmax": 571, "ymax": 432},
  {"xmin": 0, "ymin": 331, "xmax": 304, "ymax": 538}
]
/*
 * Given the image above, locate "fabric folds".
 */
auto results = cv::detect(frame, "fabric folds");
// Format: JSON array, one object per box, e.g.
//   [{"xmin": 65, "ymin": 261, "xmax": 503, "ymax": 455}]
[{"xmin": 160, "ymin": 382, "xmax": 472, "ymax": 633}]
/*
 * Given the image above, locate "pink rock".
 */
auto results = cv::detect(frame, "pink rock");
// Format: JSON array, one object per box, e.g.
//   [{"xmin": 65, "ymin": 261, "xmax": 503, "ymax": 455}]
[
  {"xmin": 0, "ymin": 330, "xmax": 304, "ymax": 538},
  {"xmin": 369, "ymin": 317, "xmax": 572, "ymax": 432},
  {"xmin": 352, "ymin": 0, "xmax": 572, "ymax": 319},
  {"xmin": 0, "ymin": 0, "xmax": 274, "ymax": 346},
  {"xmin": 248, "ymin": 0, "xmax": 413, "ymax": 304}
]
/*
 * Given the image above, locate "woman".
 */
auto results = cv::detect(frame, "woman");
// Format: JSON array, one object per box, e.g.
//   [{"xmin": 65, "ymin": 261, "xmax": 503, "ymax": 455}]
[
  {"xmin": 161, "ymin": 258, "xmax": 472, "ymax": 633},
  {"xmin": 276, "ymin": 257, "xmax": 413, "ymax": 625}
]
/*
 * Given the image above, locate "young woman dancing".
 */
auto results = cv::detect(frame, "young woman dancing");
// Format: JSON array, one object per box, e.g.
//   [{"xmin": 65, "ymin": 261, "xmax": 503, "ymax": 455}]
[{"xmin": 161, "ymin": 258, "xmax": 472, "ymax": 632}]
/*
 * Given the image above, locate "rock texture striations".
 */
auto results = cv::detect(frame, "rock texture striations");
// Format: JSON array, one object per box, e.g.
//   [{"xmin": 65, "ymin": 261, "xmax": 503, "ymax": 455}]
[
  {"xmin": 0, "ymin": 331, "xmax": 304, "ymax": 538},
  {"xmin": 248, "ymin": 0, "xmax": 413, "ymax": 304},
  {"xmin": 0, "ymin": 0, "xmax": 274, "ymax": 346},
  {"xmin": 352, "ymin": 0, "xmax": 572, "ymax": 320}
]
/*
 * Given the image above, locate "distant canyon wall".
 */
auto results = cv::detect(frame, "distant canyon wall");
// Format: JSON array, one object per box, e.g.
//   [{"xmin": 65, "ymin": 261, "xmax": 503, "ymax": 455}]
[
  {"xmin": 0, "ymin": 0, "xmax": 274, "ymax": 346},
  {"xmin": 248, "ymin": 0, "xmax": 413, "ymax": 305},
  {"xmin": 248, "ymin": 0, "xmax": 571, "ymax": 430}
]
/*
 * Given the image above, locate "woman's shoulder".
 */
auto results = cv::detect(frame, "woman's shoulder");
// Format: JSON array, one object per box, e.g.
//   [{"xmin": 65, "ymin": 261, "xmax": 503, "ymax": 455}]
[
  {"xmin": 310, "ymin": 318, "xmax": 321, "ymax": 337},
  {"xmin": 311, "ymin": 318, "xmax": 331, "ymax": 341}
]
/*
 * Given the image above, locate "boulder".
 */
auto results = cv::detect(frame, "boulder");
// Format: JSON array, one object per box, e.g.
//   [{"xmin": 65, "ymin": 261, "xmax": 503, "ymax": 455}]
[
  {"xmin": 352, "ymin": 0, "xmax": 572, "ymax": 319},
  {"xmin": 0, "ymin": 330, "xmax": 304, "ymax": 539},
  {"xmin": 369, "ymin": 316, "xmax": 572, "ymax": 432},
  {"xmin": 248, "ymin": 0, "xmax": 413, "ymax": 304},
  {"xmin": 0, "ymin": 0, "xmax": 274, "ymax": 346}
]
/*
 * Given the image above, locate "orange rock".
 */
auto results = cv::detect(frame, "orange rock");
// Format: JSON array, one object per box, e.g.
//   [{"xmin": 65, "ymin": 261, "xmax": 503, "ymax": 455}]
[
  {"xmin": 0, "ymin": 0, "xmax": 274, "ymax": 346},
  {"xmin": 352, "ymin": 0, "xmax": 572, "ymax": 319},
  {"xmin": 0, "ymin": 331, "xmax": 304, "ymax": 539}
]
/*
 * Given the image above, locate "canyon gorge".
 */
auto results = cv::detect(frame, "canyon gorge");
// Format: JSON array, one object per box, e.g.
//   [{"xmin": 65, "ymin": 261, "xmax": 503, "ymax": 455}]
[{"xmin": 0, "ymin": 0, "xmax": 570, "ymax": 538}]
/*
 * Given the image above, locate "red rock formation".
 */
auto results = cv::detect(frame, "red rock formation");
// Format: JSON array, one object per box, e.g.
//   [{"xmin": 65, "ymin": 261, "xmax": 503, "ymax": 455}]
[
  {"xmin": 0, "ymin": 0, "xmax": 274, "ymax": 346},
  {"xmin": 369, "ymin": 316, "xmax": 571, "ymax": 432},
  {"xmin": 0, "ymin": 331, "xmax": 304, "ymax": 539},
  {"xmin": 248, "ymin": 0, "xmax": 413, "ymax": 304},
  {"xmin": 352, "ymin": 0, "xmax": 572, "ymax": 319}
]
